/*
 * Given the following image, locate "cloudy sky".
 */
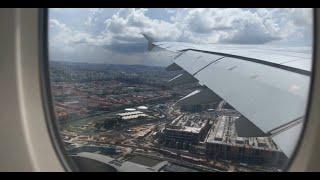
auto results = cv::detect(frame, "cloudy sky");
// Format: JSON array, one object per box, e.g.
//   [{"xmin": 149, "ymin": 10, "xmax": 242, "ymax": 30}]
[{"xmin": 49, "ymin": 8, "xmax": 313, "ymax": 67}]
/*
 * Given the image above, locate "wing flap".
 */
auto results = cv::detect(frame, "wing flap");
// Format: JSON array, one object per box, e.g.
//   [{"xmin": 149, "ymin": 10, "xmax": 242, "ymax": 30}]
[
  {"xmin": 168, "ymin": 73, "xmax": 198, "ymax": 86},
  {"xmin": 144, "ymin": 37, "xmax": 311, "ymax": 157},
  {"xmin": 174, "ymin": 51, "xmax": 224, "ymax": 75},
  {"xmin": 195, "ymin": 56, "xmax": 309, "ymax": 132},
  {"xmin": 166, "ymin": 63, "xmax": 182, "ymax": 71},
  {"xmin": 272, "ymin": 122, "xmax": 303, "ymax": 157},
  {"xmin": 176, "ymin": 88, "xmax": 222, "ymax": 106}
]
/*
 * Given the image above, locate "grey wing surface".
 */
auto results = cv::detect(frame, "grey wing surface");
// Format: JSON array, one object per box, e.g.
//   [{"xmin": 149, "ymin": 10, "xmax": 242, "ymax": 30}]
[{"xmin": 143, "ymin": 34, "xmax": 312, "ymax": 157}]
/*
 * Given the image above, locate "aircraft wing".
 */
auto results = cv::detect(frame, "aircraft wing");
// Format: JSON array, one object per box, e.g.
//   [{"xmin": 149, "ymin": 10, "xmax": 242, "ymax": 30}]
[{"xmin": 143, "ymin": 34, "xmax": 312, "ymax": 157}]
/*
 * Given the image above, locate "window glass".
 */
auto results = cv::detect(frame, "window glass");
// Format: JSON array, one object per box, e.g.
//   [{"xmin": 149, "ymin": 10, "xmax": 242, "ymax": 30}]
[{"xmin": 48, "ymin": 8, "xmax": 313, "ymax": 172}]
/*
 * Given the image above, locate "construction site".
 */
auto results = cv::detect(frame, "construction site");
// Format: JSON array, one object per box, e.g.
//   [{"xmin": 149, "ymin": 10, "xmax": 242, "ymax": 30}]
[
  {"xmin": 162, "ymin": 112, "xmax": 212, "ymax": 148},
  {"xmin": 205, "ymin": 115, "xmax": 287, "ymax": 166}
]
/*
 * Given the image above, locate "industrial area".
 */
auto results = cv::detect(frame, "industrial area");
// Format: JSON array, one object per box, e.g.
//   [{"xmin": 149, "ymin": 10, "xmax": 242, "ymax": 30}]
[{"xmin": 51, "ymin": 61, "xmax": 288, "ymax": 172}]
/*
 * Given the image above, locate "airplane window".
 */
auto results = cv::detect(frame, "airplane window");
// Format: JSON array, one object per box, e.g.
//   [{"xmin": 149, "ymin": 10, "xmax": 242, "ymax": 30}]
[{"xmin": 47, "ymin": 8, "xmax": 313, "ymax": 172}]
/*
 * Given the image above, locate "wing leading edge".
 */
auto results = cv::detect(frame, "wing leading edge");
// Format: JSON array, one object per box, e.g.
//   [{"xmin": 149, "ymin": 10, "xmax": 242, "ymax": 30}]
[{"xmin": 143, "ymin": 34, "xmax": 311, "ymax": 157}]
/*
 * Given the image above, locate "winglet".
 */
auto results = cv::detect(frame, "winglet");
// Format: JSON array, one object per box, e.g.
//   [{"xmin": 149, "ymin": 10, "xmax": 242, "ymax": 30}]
[{"xmin": 142, "ymin": 33, "xmax": 156, "ymax": 51}]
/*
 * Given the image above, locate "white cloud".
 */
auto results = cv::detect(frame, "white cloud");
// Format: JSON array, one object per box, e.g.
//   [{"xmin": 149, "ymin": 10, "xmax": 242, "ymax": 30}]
[
  {"xmin": 171, "ymin": 8, "xmax": 312, "ymax": 44},
  {"xmin": 104, "ymin": 8, "xmax": 181, "ymax": 43},
  {"xmin": 51, "ymin": 8, "xmax": 313, "ymax": 46},
  {"xmin": 49, "ymin": 18, "xmax": 112, "ymax": 47},
  {"xmin": 49, "ymin": 8, "xmax": 313, "ymax": 65}
]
